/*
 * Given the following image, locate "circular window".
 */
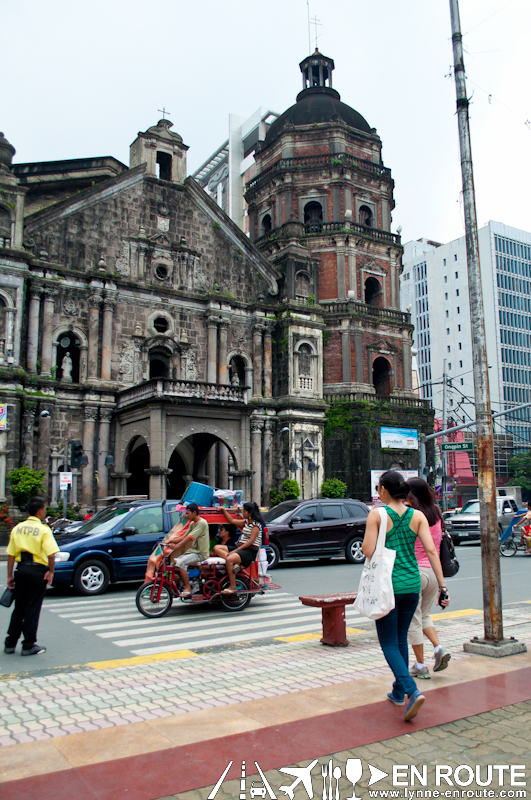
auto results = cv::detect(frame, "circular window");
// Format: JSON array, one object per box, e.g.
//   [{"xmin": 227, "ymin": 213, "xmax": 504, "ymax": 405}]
[
  {"xmin": 153, "ymin": 316, "xmax": 170, "ymax": 333},
  {"xmin": 155, "ymin": 264, "xmax": 169, "ymax": 280},
  {"xmin": 60, "ymin": 336, "xmax": 70, "ymax": 348}
]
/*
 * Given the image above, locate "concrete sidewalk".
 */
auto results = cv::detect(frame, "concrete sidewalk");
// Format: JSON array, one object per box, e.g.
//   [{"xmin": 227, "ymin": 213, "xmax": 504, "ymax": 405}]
[{"xmin": 0, "ymin": 605, "xmax": 530, "ymax": 799}]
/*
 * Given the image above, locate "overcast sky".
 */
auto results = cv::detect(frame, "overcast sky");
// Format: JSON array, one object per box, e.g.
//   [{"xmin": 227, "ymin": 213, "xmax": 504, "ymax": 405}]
[{"xmin": 3, "ymin": 0, "xmax": 530, "ymax": 245}]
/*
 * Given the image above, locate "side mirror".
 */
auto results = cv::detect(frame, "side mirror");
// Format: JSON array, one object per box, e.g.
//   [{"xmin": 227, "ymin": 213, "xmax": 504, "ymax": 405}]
[
  {"xmin": 121, "ymin": 526, "xmax": 136, "ymax": 537},
  {"xmin": 290, "ymin": 516, "xmax": 302, "ymax": 527}
]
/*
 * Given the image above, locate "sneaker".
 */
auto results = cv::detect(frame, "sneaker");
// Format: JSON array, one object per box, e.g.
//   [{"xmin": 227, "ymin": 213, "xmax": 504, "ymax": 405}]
[
  {"xmin": 433, "ymin": 648, "xmax": 451, "ymax": 672},
  {"xmin": 21, "ymin": 645, "xmax": 46, "ymax": 656},
  {"xmin": 4, "ymin": 646, "xmax": 15, "ymax": 654},
  {"xmin": 387, "ymin": 692, "xmax": 405, "ymax": 706},
  {"xmin": 404, "ymin": 690, "xmax": 425, "ymax": 721},
  {"xmin": 409, "ymin": 663, "xmax": 431, "ymax": 679}
]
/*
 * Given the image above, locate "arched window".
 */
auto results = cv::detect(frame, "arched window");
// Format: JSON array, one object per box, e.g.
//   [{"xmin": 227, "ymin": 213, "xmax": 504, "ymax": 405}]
[
  {"xmin": 229, "ymin": 355, "xmax": 246, "ymax": 386},
  {"xmin": 359, "ymin": 205, "xmax": 373, "ymax": 227},
  {"xmin": 0, "ymin": 208, "xmax": 11, "ymax": 248},
  {"xmin": 365, "ymin": 276, "xmax": 381, "ymax": 306},
  {"xmin": 261, "ymin": 214, "xmax": 272, "ymax": 235},
  {"xmin": 295, "ymin": 271, "xmax": 311, "ymax": 302},
  {"xmin": 297, "ymin": 343, "xmax": 314, "ymax": 391},
  {"xmin": 149, "ymin": 347, "xmax": 171, "ymax": 379},
  {"xmin": 304, "ymin": 201, "xmax": 323, "ymax": 229},
  {"xmin": 56, "ymin": 332, "xmax": 81, "ymax": 383},
  {"xmin": 373, "ymin": 356, "xmax": 391, "ymax": 396}
]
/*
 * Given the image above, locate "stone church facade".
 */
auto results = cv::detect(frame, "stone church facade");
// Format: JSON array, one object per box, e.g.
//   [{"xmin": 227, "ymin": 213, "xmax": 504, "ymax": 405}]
[{"xmin": 0, "ymin": 51, "xmax": 432, "ymax": 511}]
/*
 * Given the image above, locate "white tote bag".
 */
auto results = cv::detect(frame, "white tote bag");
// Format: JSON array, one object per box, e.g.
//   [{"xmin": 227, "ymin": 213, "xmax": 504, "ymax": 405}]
[{"xmin": 353, "ymin": 507, "xmax": 396, "ymax": 620}]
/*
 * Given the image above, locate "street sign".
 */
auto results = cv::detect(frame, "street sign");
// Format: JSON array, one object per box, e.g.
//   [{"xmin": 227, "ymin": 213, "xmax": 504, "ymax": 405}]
[
  {"xmin": 59, "ymin": 472, "xmax": 73, "ymax": 490},
  {"xmin": 441, "ymin": 442, "xmax": 474, "ymax": 452}
]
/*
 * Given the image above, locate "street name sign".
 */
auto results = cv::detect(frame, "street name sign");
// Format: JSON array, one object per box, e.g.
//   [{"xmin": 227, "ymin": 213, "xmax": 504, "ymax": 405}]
[{"xmin": 441, "ymin": 442, "xmax": 474, "ymax": 452}]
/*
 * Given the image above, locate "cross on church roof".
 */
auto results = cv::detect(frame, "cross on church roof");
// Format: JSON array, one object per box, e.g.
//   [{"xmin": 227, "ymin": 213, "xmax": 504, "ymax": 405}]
[{"xmin": 158, "ymin": 107, "xmax": 171, "ymax": 120}]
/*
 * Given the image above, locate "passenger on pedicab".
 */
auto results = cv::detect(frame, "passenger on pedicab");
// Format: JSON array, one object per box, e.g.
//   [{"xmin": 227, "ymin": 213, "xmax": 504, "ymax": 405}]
[
  {"xmin": 219, "ymin": 502, "xmax": 264, "ymax": 594},
  {"xmin": 212, "ymin": 524, "xmax": 238, "ymax": 558}
]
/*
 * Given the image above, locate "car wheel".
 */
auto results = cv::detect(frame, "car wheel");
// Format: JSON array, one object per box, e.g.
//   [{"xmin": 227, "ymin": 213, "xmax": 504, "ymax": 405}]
[
  {"xmin": 346, "ymin": 537, "xmax": 365, "ymax": 564},
  {"xmin": 73, "ymin": 560, "xmax": 110, "ymax": 595},
  {"xmin": 267, "ymin": 542, "xmax": 281, "ymax": 569}
]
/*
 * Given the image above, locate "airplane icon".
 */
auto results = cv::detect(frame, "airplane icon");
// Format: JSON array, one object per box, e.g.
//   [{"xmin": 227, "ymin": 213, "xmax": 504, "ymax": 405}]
[{"xmin": 278, "ymin": 759, "xmax": 319, "ymax": 800}]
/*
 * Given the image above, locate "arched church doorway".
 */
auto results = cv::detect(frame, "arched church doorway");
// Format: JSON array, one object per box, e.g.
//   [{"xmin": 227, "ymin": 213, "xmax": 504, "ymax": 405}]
[
  {"xmin": 167, "ymin": 449, "xmax": 187, "ymax": 500},
  {"xmin": 149, "ymin": 348, "xmax": 170, "ymax": 379},
  {"xmin": 126, "ymin": 436, "xmax": 150, "ymax": 496},
  {"xmin": 373, "ymin": 356, "xmax": 391, "ymax": 396},
  {"xmin": 304, "ymin": 201, "xmax": 323, "ymax": 229}
]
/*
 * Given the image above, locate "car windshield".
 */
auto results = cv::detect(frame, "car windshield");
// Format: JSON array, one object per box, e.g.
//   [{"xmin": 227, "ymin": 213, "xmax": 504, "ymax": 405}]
[
  {"xmin": 264, "ymin": 502, "xmax": 299, "ymax": 523},
  {"xmin": 461, "ymin": 501, "xmax": 480, "ymax": 514},
  {"xmin": 75, "ymin": 507, "xmax": 133, "ymax": 535}
]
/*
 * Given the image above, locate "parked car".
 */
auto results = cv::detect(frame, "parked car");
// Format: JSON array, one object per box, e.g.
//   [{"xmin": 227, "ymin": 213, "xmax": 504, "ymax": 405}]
[
  {"xmin": 52, "ymin": 501, "xmax": 247, "ymax": 595},
  {"xmin": 49, "ymin": 518, "xmax": 85, "ymax": 535},
  {"xmin": 264, "ymin": 498, "xmax": 369, "ymax": 568},
  {"xmin": 445, "ymin": 496, "xmax": 519, "ymax": 544}
]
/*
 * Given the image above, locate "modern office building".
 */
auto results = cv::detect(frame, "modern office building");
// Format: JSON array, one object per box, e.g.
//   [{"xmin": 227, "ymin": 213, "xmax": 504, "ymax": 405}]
[{"xmin": 401, "ymin": 221, "xmax": 531, "ymax": 453}]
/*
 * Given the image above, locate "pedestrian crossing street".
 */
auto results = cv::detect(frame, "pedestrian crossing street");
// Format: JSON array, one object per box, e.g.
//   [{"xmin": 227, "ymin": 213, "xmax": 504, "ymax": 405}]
[{"xmin": 45, "ymin": 591, "xmax": 369, "ymax": 657}]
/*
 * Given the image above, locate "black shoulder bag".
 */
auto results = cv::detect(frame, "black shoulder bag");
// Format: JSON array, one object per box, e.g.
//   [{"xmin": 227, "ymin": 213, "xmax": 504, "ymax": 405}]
[{"xmin": 440, "ymin": 530, "xmax": 459, "ymax": 578}]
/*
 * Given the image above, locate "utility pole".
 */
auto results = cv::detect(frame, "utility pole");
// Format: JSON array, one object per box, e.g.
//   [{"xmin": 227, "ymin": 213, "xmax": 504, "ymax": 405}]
[
  {"xmin": 441, "ymin": 360, "xmax": 448, "ymax": 513},
  {"xmin": 449, "ymin": 0, "xmax": 523, "ymax": 655}
]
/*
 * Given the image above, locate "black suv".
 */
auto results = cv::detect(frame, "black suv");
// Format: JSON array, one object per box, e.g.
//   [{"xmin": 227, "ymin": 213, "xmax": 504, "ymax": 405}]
[{"xmin": 264, "ymin": 498, "xmax": 369, "ymax": 568}]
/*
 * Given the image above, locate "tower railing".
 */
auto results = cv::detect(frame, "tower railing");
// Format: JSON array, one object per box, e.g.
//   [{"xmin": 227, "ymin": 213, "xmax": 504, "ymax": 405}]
[{"xmin": 116, "ymin": 378, "xmax": 248, "ymax": 410}]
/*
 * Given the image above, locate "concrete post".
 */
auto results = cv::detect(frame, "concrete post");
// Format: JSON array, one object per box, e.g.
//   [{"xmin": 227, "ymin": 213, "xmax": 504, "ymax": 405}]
[
  {"xmin": 87, "ymin": 293, "xmax": 102, "ymax": 380},
  {"xmin": 37, "ymin": 404, "xmax": 52, "ymax": 497},
  {"xmin": 354, "ymin": 331, "xmax": 364, "ymax": 383},
  {"xmin": 250, "ymin": 417, "xmax": 264, "ymax": 504},
  {"xmin": 263, "ymin": 419, "xmax": 274, "ymax": 505},
  {"xmin": 101, "ymin": 297, "xmax": 116, "ymax": 381},
  {"xmin": 252, "ymin": 324, "xmax": 263, "ymax": 398},
  {"xmin": 207, "ymin": 318, "xmax": 218, "ymax": 383},
  {"xmin": 82, "ymin": 406, "xmax": 98, "ymax": 508},
  {"xmin": 218, "ymin": 320, "xmax": 229, "ymax": 385},
  {"xmin": 27, "ymin": 287, "xmax": 41, "ymax": 373},
  {"xmin": 0, "ymin": 431, "xmax": 7, "ymax": 501},
  {"xmin": 97, "ymin": 408, "xmax": 113, "ymax": 499},
  {"xmin": 341, "ymin": 323, "xmax": 352, "ymax": 383},
  {"xmin": 148, "ymin": 405, "xmax": 166, "ymax": 499},
  {"xmin": 263, "ymin": 327, "xmax": 273, "ymax": 397},
  {"xmin": 40, "ymin": 289, "xmax": 56, "ymax": 377}
]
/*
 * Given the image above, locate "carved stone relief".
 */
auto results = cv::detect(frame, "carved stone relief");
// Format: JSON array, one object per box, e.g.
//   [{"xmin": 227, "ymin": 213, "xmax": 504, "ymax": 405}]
[
  {"xmin": 115, "ymin": 242, "xmax": 130, "ymax": 276},
  {"xmin": 63, "ymin": 297, "xmax": 78, "ymax": 316},
  {"xmin": 118, "ymin": 341, "xmax": 135, "ymax": 378},
  {"xmin": 182, "ymin": 349, "xmax": 198, "ymax": 381}
]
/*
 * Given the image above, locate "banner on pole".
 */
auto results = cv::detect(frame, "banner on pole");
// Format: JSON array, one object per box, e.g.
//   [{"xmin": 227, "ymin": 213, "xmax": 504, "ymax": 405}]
[
  {"xmin": 0, "ymin": 405, "xmax": 7, "ymax": 430},
  {"xmin": 60, "ymin": 472, "xmax": 73, "ymax": 490}
]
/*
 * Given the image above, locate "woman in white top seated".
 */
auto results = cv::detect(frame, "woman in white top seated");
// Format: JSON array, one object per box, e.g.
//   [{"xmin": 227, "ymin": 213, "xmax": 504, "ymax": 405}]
[{"xmin": 220, "ymin": 502, "xmax": 263, "ymax": 593}]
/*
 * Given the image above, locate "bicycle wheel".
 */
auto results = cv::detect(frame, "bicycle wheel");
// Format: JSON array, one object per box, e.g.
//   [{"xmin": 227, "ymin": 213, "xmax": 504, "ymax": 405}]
[
  {"xmin": 136, "ymin": 581, "xmax": 173, "ymax": 617},
  {"xmin": 500, "ymin": 540, "xmax": 517, "ymax": 557}
]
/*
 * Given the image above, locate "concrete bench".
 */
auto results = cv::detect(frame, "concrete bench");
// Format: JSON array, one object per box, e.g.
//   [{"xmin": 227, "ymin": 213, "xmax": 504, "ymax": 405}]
[{"xmin": 298, "ymin": 592, "xmax": 357, "ymax": 647}]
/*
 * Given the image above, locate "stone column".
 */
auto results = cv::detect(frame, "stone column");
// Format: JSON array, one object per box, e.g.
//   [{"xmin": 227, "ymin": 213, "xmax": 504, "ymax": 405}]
[
  {"xmin": 82, "ymin": 406, "xmax": 98, "ymax": 508},
  {"xmin": 22, "ymin": 408, "xmax": 35, "ymax": 468},
  {"xmin": 337, "ymin": 246, "xmax": 347, "ymax": 300},
  {"xmin": 27, "ymin": 287, "xmax": 41, "ymax": 373},
  {"xmin": 87, "ymin": 292, "xmax": 102, "ymax": 381},
  {"xmin": 218, "ymin": 320, "xmax": 229, "ymax": 385},
  {"xmin": 341, "ymin": 322, "xmax": 352, "ymax": 383},
  {"xmin": 145, "ymin": 467, "xmax": 171, "ymax": 500},
  {"xmin": 218, "ymin": 444, "xmax": 229, "ymax": 489},
  {"xmin": 354, "ymin": 331, "xmax": 364, "ymax": 383},
  {"xmin": 250, "ymin": 418, "xmax": 263, "ymax": 505},
  {"xmin": 40, "ymin": 289, "xmax": 56, "ymax": 377},
  {"xmin": 263, "ymin": 327, "xmax": 273, "ymax": 397},
  {"xmin": 252, "ymin": 323, "xmax": 264, "ymax": 398},
  {"xmin": 206, "ymin": 444, "xmax": 216, "ymax": 488},
  {"xmin": 244, "ymin": 366, "xmax": 253, "ymax": 403},
  {"xmin": 4, "ymin": 307, "xmax": 15, "ymax": 363},
  {"xmin": 207, "ymin": 318, "xmax": 218, "ymax": 383},
  {"xmin": 37, "ymin": 404, "xmax": 52, "ymax": 497},
  {"xmin": 97, "ymin": 408, "xmax": 113, "ymax": 499},
  {"xmin": 147, "ymin": 405, "xmax": 166, "ymax": 499},
  {"xmin": 101, "ymin": 297, "xmax": 116, "ymax": 380},
  {"xmin": 263, "ymin": 419, "xmax": 274, "ymax": 505},
  {"xmin": 402, "ymin": 340, "xmax": 412, "ymax": 390},
  {"xmin": 392, "ymin": 354, "xmax": 398, "ymax": 391}
]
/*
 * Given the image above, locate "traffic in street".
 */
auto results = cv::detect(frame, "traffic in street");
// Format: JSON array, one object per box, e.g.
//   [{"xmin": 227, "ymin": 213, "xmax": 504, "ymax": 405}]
[{"xmin": 1, "ymin": 542, "xmax": 528, "ymax": 674}]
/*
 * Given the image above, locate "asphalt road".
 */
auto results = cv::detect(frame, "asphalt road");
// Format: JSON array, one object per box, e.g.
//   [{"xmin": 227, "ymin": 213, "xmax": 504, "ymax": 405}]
[{"xmin": 0, "ymin": 542, "xmax": 529, "ymax": 675}]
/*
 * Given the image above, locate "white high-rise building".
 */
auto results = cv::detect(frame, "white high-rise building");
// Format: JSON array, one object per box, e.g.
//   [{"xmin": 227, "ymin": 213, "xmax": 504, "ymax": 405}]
[{"xmin": 401, "ymin": 221, "xmax": 531, "ymax": 450}]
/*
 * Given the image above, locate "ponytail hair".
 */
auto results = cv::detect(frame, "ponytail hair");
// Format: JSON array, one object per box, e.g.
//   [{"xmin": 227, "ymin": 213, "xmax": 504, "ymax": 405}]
[
  {"xmin": 378, "ymin": 470, "xmax": 410, "ymax": 500},
  {"xmin": 243, "ymin": 501, "xmax": 265, "ymax": 525}
]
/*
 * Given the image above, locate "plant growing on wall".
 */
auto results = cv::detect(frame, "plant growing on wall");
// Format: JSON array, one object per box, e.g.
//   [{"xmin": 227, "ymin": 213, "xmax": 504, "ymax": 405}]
[
  {"xmin": 7, "ymin": 466, "xmax": 45, "ymax": 509},
  {"xmin": 321, "ymin": 478, "xmax": 347, "ymax": 498}
]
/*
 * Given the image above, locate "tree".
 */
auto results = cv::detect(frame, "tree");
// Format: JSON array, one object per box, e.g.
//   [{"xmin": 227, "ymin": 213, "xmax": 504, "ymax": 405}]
[
  {"xmin": 7, "ymin": 466, "xmax": 45, "ymax": 509},
  {"xmin": 281, "ymin": 479, "xmax": 300, "ymax": 500},
  {"xmin": 321, "ymin": 478, "xmax": 347, "ymax": 498},
  {"xmin": 508, "ymin": 451, "xmax": 531, "ymax": 492}
]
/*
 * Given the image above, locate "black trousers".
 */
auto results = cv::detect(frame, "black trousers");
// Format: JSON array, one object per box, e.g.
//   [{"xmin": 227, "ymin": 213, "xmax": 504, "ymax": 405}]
[{"xmin": 5, "ymin": 563, "xmax": 48, "ymax": 649}]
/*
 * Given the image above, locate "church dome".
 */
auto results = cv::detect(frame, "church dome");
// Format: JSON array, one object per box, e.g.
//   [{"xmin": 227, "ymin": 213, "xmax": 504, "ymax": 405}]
[{"xmin": 264, "ymin": 50, "xmax": 372, "ymax": 146}]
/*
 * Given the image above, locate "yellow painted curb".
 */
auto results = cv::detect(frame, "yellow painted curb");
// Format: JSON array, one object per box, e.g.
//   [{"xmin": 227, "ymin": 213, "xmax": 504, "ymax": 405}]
[
  {"xmin": 275, "ymin": 627, "xmax": 365, "ymax": 642},
  {"xmin": 87, "ymin": 650, "xmax": 197, "ymax": 669},
  {"xmin": 431, "ymin": 608, "xmax": 482, "ymax": 620}
]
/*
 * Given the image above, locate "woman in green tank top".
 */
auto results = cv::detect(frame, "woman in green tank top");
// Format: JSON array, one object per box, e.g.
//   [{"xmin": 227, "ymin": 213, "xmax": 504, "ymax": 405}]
[{"xmin": 362, "ymin": 471, "xmax": 449, "ymax": 721}]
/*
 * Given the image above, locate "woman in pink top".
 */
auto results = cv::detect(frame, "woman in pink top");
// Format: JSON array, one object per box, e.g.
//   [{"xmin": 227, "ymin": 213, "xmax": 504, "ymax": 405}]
[{"xmin": 407, "ymin": 477, "xmax": 451, "ymax": 678}]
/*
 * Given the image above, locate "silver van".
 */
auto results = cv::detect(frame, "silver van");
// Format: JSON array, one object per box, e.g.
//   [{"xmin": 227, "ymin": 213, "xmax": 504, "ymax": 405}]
[{"xmin": 445, "ymin": 497, "xmax": 519, "ymax": 544}]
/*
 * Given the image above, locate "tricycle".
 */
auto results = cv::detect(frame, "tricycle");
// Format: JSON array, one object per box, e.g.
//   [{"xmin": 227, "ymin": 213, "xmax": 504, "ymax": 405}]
[{"xmin": 136, "ymin": 554, "xmax": 278, "ymax": 617}]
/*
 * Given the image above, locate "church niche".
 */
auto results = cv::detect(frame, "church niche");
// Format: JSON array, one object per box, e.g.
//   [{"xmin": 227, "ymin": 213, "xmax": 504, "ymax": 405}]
[{"xmin": 56, "ymin": 332, "xmax": 81, "ymax": 383}]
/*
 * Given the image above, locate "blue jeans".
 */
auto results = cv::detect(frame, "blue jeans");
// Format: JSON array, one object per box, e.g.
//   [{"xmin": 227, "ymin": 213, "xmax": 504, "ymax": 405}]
[{"xmin": 375, "ymin": 592, "xmax": 419, "ymax": 699}]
